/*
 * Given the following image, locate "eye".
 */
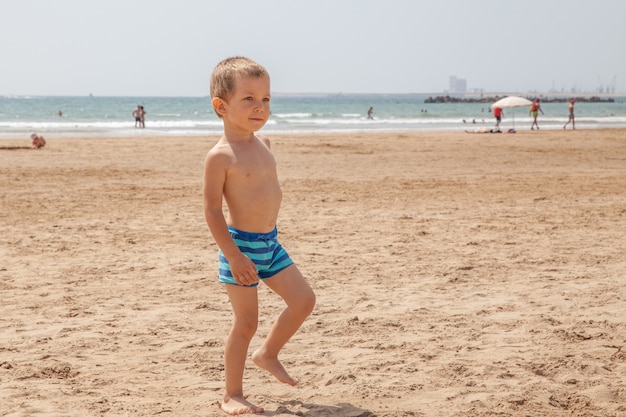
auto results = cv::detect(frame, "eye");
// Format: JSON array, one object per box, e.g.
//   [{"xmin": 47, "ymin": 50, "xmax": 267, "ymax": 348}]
[{"xmin": 263, "ymin": 97, "xmax": 270, "ymax": 102}]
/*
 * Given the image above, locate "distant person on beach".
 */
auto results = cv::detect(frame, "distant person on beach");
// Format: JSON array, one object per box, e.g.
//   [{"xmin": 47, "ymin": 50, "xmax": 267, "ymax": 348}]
[
  {"xmin": 30, "ymin": 133, "xmax": 46, "ymax": 149},
  {"xmin": 529, "ymin": 99, "xmax": 544, "ymax": 130},
  {"xmin": 140, "ymin": 105, "xmax": 146, "ymax": 128},
  {"xmin": 132, "ymin": 105, "xmax": 146, "ymax": 128},
  {"xmin": 367, "ymin": 106, "xmax": 373, "ymax": 119},
  {"xmin": 203, "ymin": 56, "xmax": 315, "ymax": 415},
  {"xmin": 564, "ymin": 99, "xmax": 575, "ymax": 129},
  {"xmin": 465, "ymin": 127, "xmax": 501, "ymax": 134},
  {"xmin": 493, "ymin": 107, "xmax": 503, "ymax": 131},
  {"xmin": 133, "ymin": 105, "xmax": 142, "ymax": 128}
]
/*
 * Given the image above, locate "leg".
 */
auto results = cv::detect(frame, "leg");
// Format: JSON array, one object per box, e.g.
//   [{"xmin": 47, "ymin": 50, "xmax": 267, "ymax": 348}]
[
  {"xmin": 221, "ymin": 285, "xmax": 264, "ymax": 415},
  {"xmin": 252, "ymin": 265, "xmax": 315, "ymax": 386}
]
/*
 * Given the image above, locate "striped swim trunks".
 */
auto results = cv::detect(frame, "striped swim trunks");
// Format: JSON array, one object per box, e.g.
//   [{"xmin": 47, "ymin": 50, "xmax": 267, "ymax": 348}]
[{"xmin": 218, "ymin": 226, "xmax": 294, "ymax": 286}]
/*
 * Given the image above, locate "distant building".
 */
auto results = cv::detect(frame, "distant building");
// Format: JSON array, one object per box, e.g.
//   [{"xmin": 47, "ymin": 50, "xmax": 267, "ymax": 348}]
[{"xmin": 449, "ymin": 76, "xmax": 467, "ymax": 93}]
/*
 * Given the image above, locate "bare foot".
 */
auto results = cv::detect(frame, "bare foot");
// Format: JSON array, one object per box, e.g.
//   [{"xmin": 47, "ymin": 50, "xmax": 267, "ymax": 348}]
[
  {"xmin": 252, "ymin": 350, "xmax": 298, "ymax": 386},
  {"xmin": 220, "ymin": 396, "xmax": 264, "ymax": 415}
]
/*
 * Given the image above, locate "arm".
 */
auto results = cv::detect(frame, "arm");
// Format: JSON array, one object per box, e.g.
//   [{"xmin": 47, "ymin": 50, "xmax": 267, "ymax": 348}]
[{"xmin": 203, "ymin": 151, "xmax": 260, "ymax": 285}]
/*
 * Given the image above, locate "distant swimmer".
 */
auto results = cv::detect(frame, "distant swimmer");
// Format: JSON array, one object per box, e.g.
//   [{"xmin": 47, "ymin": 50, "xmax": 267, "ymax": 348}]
[
  {"xmin": 563, "ymin": 99, "xmax": 575, "ymax": 129},
  {"xmin": 367, "ymin": 106, "xmax": 373, "ymax": 120}
]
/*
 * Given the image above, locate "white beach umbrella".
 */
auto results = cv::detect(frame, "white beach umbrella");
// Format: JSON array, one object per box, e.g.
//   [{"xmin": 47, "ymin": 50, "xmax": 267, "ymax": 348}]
[{"xmin": 491, "ymin": 96, "xmax": 533, "ymax": 129}]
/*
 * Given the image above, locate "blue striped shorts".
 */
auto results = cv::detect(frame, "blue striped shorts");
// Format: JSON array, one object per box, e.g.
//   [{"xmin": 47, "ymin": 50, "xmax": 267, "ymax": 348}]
[{"xmin": 218, "ymin": 226, "xmax": 294, "ymax": 286}]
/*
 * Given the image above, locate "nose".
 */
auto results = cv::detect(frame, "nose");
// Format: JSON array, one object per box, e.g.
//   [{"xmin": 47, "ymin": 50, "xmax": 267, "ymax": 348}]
[{"xmin": 254, "ymin": 100, "xmax": 268, "ymax": 112}]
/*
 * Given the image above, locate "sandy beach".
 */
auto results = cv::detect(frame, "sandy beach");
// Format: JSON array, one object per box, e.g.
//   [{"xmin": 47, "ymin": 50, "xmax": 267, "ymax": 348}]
[{"xmin": 1, "ymin": 129, "xmax": 625, "ymax": 416}]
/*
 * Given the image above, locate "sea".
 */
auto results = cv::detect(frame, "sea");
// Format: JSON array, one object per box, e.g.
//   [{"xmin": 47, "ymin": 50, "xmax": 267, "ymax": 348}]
[{"xmin": 1, "ymin": 94, "xmax": 625, "ymax": 139}]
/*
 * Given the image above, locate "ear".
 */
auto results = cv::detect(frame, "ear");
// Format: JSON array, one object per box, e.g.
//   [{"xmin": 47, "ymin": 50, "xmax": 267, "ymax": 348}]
[{"xmin": 212, "ymin": 97, "xmax": 227, "ymax": 117}]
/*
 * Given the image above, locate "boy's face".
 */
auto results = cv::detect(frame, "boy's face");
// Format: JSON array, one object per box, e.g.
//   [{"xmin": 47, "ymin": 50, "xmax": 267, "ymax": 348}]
[{"xmin": 219, "ymin": 75, "xmax": 271, "ymax": 132}]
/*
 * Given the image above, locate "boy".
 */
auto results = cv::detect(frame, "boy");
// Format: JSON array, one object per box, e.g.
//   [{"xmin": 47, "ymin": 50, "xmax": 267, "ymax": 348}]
[{"xmin": 203, "ymin": 57, "xmax": 316, "ymax": 415}]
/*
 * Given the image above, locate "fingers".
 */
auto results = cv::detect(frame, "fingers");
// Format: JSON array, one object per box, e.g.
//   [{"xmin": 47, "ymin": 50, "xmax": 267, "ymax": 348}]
[
  {"xmin": 233, "ymin": 263, "xmax": 259, "ymax": 286},
  {"xmin": 235, "ymin": 270, "xmax": 259, "ymax": 286},
  {"xmin": 228, "ymin": 253, "xmax": 259, "ymax": 286}
]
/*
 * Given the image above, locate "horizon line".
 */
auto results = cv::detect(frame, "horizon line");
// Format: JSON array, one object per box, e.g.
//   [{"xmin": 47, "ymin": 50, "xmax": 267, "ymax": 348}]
[{"xmin": 2, "ymin": 91, "xmax": 625, "ymax": 98}]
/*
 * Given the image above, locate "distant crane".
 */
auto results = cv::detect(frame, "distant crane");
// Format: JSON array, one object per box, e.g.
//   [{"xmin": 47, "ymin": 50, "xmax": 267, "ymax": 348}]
[
  {"xmin": 596, "ymin": 75, "xmax": 618, "ymax": 94},
  {"xmin": 597, "ymin": 76, "xmax": 604, "ymax": 93},
  {"xmin": 609, "ymin": 75, "xmax": 617, "ymax": 93}
]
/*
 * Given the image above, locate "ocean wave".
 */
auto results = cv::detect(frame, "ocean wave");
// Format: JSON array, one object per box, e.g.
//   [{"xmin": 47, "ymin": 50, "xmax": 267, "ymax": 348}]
[
  {"xmin": 0, "ymin": 119, "xmax": 222, "ymax": 129},
  {"xmin": 272, "ymin": 113, "xmax": 312, "ymax": 118}
]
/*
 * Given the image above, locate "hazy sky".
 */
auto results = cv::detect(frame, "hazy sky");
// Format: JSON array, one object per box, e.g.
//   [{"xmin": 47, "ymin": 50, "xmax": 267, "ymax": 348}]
[{"xmin": 2, "ymin": 0, "xmax": 625, "ymax": 96}]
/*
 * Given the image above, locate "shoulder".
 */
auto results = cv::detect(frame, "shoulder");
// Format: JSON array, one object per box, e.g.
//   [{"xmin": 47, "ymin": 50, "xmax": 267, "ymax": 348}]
[
  {"xmin": 205, "ymin": 138, "xmax": 234, "ymax": 166},
  {"xmin": 257, "ymin": 134, "xmax": 271, "ymax": 149}
]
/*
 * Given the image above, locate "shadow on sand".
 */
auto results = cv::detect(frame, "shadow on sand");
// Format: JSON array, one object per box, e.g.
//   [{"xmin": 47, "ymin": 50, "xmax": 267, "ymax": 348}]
[
  {"xmin": 0, "ymin": 146, "xmax": 31, "ymax": 150},
  {"xmin": 265, "ymin": 400, "xmax": 375, "ymax": 417}
]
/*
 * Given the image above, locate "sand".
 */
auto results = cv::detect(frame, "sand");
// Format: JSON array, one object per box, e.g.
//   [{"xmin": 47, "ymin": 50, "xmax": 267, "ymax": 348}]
[{"xmin": 1, "ymin": 129, "xmax": 625, "ymax": 417}]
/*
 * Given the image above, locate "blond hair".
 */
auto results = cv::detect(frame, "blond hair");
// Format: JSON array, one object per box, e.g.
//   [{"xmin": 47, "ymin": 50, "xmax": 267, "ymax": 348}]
[{"xmin": 210, "ymin": 57, "xmax": 269, "ymax": 110}]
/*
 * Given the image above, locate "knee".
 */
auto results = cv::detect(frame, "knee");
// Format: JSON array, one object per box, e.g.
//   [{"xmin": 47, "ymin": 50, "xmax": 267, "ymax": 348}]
[
  {"xmin": 231, "ymin": 317, "xmax": 258, "ymax": 340},
  {"xmin": 295, "ymin": 290, "xmax": 316, "ymax": 318}
]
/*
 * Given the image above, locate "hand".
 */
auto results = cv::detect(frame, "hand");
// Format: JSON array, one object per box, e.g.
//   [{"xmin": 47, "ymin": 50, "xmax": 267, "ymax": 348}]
[{"xmin": 228, "ymin": 252, "xmax": 260, "ymax": 286}]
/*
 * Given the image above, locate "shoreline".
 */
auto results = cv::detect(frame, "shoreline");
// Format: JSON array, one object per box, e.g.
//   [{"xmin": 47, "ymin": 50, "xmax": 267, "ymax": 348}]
[
  {"xmin": 2, "ymin": 94, "xmax": 625, "ymax": 140},
  {"xmin": 2, "ymin": 125, "xmax": 626, "ymax": 143}
]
